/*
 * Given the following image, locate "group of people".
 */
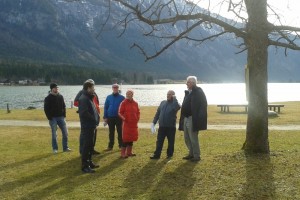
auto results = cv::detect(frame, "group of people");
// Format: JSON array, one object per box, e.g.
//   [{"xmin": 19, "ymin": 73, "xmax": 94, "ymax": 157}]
[{"xmin": 43, "ymin": 76, "xmax": 207, "ymax": 173}]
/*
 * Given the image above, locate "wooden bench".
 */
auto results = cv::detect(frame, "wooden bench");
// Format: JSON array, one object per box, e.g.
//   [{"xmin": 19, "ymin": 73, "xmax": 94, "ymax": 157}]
[{"xmin": 217, "ymin": 104, "xmax": 284, "ymax": 113}]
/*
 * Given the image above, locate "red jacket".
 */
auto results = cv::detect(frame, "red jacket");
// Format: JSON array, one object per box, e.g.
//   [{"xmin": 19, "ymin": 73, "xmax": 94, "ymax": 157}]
[
  {"xmin": 74, "ymin": 92, "xmax": 100, "ymax": 114},
  {"xmin": 118, "ymin": 98, "xmax": 140, "ymax": 142}
]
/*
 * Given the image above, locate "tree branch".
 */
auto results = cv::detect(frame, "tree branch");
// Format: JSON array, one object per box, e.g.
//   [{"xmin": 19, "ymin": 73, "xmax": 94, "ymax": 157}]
[
  {"xmin": 113, "ymin": 0, "xmax": 247, "ymax": 39},
  {"xmin": 131, "ymin": 20, "xmax": 204, "ymax": 61},
  {"xmin": 271, "ymin": 25, "xmax": 300, "ymax": 32},
  {"xmin": 269, "ymin": 40, "xmax": 300, "ymax": 50},
  {"xmin": 109, "ymin": 0, "xmax": 300, "ymax": 59}
]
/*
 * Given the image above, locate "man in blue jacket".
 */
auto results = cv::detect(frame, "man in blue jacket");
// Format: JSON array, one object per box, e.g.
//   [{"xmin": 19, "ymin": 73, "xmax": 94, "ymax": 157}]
[
  {"xmin": 79, "ymin": 81, "xmax": 100, "ymax": 173},
  {"xmin": 150, "ymin": 90, "xmax": 181, "ymax": 159},
  {"xmin": 103, "ymin": 84, "xmax": 125, "ymax": 151}
]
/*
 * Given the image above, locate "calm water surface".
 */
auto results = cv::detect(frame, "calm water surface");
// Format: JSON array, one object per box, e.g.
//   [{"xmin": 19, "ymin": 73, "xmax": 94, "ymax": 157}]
[{"xmin": 0, "ymin": 83, "xmax": 300, "ymax": 109}]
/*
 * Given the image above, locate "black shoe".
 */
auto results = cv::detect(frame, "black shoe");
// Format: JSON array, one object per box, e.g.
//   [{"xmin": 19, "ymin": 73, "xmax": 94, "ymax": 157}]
[
  {"xmin": 182, "ymin": 155, "xmax": 193, "ymax": 160},
  {"xmin": 92, "ymin": 150, "xmax": 100, "ymax": 155},
  {"xmin": 82, "ymin": 166, "xmax": 95, "ymax": 173},
  {"xmin": 90, "ymin": 162, "xmax": 100, "ymax": 169},
  {"xmin": 190, "ymin": 157, "xmax": 201, "ymax": 162},
  {"xmin": 63, "ymin": 148, "xmax": 72, "ymax": 152},
  {"xmin": 166, "ymin": 156, "xmax": 173, "ymax": 159},
  {"xmin": 150, "ymin": 156, "xmax": 160, "ymax": 160}
]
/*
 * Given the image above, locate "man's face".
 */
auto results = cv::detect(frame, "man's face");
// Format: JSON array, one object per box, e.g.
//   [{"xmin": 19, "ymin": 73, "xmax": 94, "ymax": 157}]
[
  {"xmin": 52, "ymin": 87, "xmax": 58, "ymax": 94},
  {"xmin": 186, "ymin": 80, "xmax": 193, "ymax": 90},
  {"xmin": 112, "ymin": 86, "xmax": 119, "ymax": 94},
  {"xmin": 87, "ymin": 85, "xmax": 95, "ymax": 94},
  {"xmin": 167, "ymin": 91, "xmax": 173, "ymax": 101}
]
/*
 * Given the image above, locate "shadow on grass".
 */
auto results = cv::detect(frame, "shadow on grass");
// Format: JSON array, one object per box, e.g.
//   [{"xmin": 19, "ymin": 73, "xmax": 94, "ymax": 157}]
[
  {"xmin": 120, "ymin": 159, "xmax": 166, "ymax": 199},
  {"xmin": 0, "ymin": 153, "xmax": 53, "ymax": 170},
  {"xmin": 239, "ymin": 154, "xmax": 275, "ymax": 200},
  {"xmin": 120, "ymin": 159, "xmax": 197, "ymax": 199},
  {"xmin": 0, "ymin": 152, "xmax": 126, "ymax": 199},
  {"xmin": 150, "ymin": 161, "xmax": 197, "ymax": 200}
]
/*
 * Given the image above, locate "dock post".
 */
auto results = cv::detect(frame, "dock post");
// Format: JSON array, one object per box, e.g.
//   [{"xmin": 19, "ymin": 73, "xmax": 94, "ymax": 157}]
[{"xmin": 7, "ymin": 103, "xmax": 11, "ymax": 113}]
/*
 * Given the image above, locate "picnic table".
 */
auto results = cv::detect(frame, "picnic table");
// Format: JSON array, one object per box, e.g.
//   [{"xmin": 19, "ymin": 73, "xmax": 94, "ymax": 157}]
[{"xmin": 217, "ymin": 104, "xmax": 284, "ymax": 113}]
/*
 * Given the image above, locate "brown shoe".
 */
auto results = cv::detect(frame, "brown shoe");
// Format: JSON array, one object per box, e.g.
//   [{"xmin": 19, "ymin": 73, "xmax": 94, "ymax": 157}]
[
  {"xmin": 182, "ymin": 155, "xmax": 193, "ymax": 160},
  {"xmin": 92, "ymin": 150, "xmax": 100, "ymax": 155}
]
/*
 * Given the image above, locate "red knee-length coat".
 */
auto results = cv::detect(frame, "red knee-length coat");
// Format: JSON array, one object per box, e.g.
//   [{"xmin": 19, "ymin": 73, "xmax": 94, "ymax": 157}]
[{"xmin": 118, "ymin": 98, "xmax": 140, "ymax": 142}]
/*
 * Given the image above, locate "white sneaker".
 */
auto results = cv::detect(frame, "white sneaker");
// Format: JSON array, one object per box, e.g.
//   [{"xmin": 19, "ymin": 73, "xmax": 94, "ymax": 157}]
[{"xmin": 53, "ymin": 149, "xmax": 58, "ymax": 154}]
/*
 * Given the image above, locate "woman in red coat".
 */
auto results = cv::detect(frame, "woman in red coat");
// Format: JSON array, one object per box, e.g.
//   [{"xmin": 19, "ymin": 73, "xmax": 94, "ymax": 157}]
[{"xmin": 118, "ymin": 90, "xmax": 140, "ymax": 158}]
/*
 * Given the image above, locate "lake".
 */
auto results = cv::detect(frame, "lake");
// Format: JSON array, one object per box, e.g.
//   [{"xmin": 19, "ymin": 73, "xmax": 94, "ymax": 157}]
[{"xmin": 1, "ymin": 83, "xmax": 300, "ymax": 109}]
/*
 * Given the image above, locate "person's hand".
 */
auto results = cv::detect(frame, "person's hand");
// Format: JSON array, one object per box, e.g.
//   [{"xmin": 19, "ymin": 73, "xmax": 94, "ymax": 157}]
[{"xmin": 151, "ymin": 123, "xmax": 156, "ymax": 134}]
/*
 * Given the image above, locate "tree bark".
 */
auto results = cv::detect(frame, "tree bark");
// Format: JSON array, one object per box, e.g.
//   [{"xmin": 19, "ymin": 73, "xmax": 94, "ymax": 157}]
[{"xmin": 243, "ymin": 0, "xmax": 269, "ymax": 153}]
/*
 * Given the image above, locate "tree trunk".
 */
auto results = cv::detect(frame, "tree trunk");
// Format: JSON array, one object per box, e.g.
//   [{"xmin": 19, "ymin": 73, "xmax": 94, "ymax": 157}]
[{"xmin": 243, "ymin": 0, "xmax": 269, "ymax": 153}]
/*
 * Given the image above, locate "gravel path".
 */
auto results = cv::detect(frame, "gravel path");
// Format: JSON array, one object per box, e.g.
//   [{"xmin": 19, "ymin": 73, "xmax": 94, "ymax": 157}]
[{"xmin": 0, "ymin": 120, "xmax": 299, "ymax": 130}]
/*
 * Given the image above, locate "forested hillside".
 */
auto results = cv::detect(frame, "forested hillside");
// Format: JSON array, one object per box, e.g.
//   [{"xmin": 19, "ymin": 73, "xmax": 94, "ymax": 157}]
[{"xmin": 0, "ymin": 61, "xmax": 153, "ymax": 85}]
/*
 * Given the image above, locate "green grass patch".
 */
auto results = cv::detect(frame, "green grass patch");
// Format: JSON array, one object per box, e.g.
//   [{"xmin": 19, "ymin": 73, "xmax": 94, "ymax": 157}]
[
  {"xmin": 0, "ymin": 127, "xmax": 299, "ymax": 199},
  {"xmin": 1, "ymin": 101, "xmax": 300, "ymax": 125}
]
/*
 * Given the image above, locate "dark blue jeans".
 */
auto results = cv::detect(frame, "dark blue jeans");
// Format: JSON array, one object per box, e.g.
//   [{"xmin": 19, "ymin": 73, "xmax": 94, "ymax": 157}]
[
  {"xmin": 49, "ymin": 116, "xmax": 68, "ymax": 151},
  {"xmin": 153, "ymin": 127, "xmax": 176, "ymax": 157}
]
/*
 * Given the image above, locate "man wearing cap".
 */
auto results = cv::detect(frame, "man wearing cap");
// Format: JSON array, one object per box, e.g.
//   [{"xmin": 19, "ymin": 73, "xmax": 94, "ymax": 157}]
[
  {"xmin": 74, "ymin": 79, "xmax": 101, "ymax": 155},
  {"xmin": 103, "ymin": 84, "xmax": 125, "ymax": 151},
  {"xmin": 44, "ymin": 83, "xmax": 71, "ymax": 154}
]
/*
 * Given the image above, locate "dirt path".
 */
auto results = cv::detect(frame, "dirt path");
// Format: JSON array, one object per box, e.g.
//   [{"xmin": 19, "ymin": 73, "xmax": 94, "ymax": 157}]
[{"xmin": 0, "ymin": 120, "xmax": 299, "ymax": 130}]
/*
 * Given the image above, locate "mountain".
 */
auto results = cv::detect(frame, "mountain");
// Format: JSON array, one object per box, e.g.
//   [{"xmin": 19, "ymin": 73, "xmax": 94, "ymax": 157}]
[{"xmin": 0, "ymin": 0, "xmax": 299, "ymax": 82}]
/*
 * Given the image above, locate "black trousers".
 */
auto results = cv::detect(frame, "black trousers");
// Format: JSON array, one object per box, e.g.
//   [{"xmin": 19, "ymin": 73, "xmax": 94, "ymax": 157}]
[
  {"xmin": 107, "ymin": 117, "xmax": 123, "ymax": 148},
  {"xmin": 79, "ymin": 129, "xmax": 97, "ymax": 154},
  {"xmin": 153, "ymin": 127, "xmax": 176, "ymax": 157},
  {"xmin": 81, "ymin": 128, "xmax": 95, "ymax": 168}
]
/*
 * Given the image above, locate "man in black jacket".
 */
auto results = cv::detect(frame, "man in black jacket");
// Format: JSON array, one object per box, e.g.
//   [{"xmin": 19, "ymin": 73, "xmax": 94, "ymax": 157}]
[
  {"xmin": 179, "ymin": 76, "xmax": 207, "ymax": 162},
  {"xmin": 79, "ymin": 81, "xmax": 100, "ymax": 173},
  {"xmin": 44, "ymin": 83, "xmax": 71, "ymax": 154},
  {"xmin": 74, "ymin": 79, "xmax": 101, "ymax": 155}
]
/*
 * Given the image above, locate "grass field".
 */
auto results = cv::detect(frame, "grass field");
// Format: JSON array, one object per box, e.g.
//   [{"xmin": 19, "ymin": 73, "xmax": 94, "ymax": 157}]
[
  {"xmin": 1, "ymin": 101, "xmax": 300, "ymax": 125},
  {"xmin": 0, "ymin": 126, "xmax": 299, "ymax": 200},
  {"xmin": 0, "ymin": 102, "xmax": 299, "ymax": 199}
]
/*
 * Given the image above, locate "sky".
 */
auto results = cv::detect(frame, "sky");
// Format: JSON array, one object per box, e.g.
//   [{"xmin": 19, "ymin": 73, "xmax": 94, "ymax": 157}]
[{"xmin": 191, "ymin": 0, "xmax": 300, "ymax": 27}]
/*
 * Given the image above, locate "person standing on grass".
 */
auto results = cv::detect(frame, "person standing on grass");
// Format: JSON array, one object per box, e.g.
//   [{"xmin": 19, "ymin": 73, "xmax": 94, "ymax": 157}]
[
  {"xmin": 150, "ymin": 90, "xmax": 181, "ymax": 159},
  {"xmin": 118, "ymin": 90, "xmax": 140, "ymax": 159},
  {"xmin": 78, "ymin": 81, "xmax": 100, "ymax": 173},
  {"xmin": 179, "ymin": 76, "xmax": 207, "ymax": 162},
  {"xmin": 74, "ymin": 79, "xmax": 101, "ymax": 155},
  {"xmin": 44, "ymin": 83, "xmax": 71, "ymax": 154},
  {"xmin": 103, "ymin": 84, "xmax": 125, "ymax": 151}
]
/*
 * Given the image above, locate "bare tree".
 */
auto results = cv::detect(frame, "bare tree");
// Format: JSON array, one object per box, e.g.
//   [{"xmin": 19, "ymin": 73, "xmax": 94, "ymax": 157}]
[{"xmin": 101, "ymin": 0, "xmax": 300, "ymax": 153}]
